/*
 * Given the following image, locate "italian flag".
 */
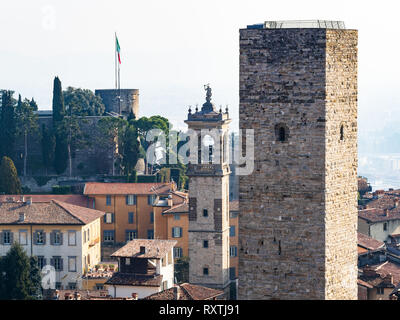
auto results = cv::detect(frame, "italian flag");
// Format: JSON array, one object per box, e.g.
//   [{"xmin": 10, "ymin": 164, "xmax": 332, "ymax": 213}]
[{"xmin": 116, "ymin": 36, "xmax": 121, "ymax": 64}]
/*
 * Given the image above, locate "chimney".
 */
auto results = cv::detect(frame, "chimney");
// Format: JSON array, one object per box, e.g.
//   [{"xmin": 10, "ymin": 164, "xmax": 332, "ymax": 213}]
[
  {"xmin": 140, "ymin": 246, "xmax": 146, "ymax": 254},
  {"xmin": 363, "ymin": 266, "xmax": 378, "ymax": 277},
  {"xmin": 173, "ymin": 286, "xmax": 180, "ymax": 300},
  {"xmin": 20, "ymin": 195, "xmax": 25, "ymax": 202},
  {"xmin": 167, "ymin": 194, "xmax": 173, "ymax": 207},
  {"xmin": 26, "ymin": 197, "xmax": 32, "ymax": 205},
  {"xmin": 19, "ymin": 213, "xmax": 25, "ymax": 222},
  {"xmin": 395, "ymin": 199, "xmax": 399, "ymax": 208},
  {"xmin": 384, "ymin": 208, "xmax": 389, "ymax": 217}
]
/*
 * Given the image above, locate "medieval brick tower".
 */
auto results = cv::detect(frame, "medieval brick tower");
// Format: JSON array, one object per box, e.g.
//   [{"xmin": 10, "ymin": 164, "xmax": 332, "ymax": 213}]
[
  {"xmin": 185, "ymin": 85, "xmax": 231, "ymax": 293},
  {"xmin": 239, "ymin": 21, "xmax": 358, "ymax": 299}
]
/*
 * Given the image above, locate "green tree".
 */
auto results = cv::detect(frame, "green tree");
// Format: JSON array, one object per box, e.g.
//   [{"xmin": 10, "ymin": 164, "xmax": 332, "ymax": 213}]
[
  {"xmin": 29, "ymin": 98, "xmax": 38, "ymax": 111},
  {"xmin": 0, "ymin": 242, "xmax": 42, "ymax": 300},
  {"xmin": 63, "ymin": 87, "xmax": 105, "ymax": 116},
  {"xmin": 57, "ymin": 103, "xmax": 88, "ymax": 177},
  {"xmin": 52, "ymin": 77, "xmax": 68, "ymax": 174},
  {"xmin": 41, "ymin": 124, "xmax": 55, "ymax": 175},
  {"xmin": 0, "ymin": 156, "xmax": 22, "ymax": 194},
  {"xmin": 28, "ymin": 256, "xmax": 43, "ymax": 300},
  {"xmin": 97, "ymin": 116, "xmax": 127, "ymax": 176},
  {"xmin": 175, "ymin": 257, "xmax": 189, "ymax": 284},
  {"xmin": 15, "ymin": 95, "xmax": 39, "ymax": 176},
  {"xmin": 0, "ymin": 91, "xmax": 17, "ymax": 160},
  {"xmin": 133, "ymin": 116, "xmax": 170, "ymax": 174},
  {"xmin": 120, "ymin": 122, "xmax": 141, "ymax": 179}
]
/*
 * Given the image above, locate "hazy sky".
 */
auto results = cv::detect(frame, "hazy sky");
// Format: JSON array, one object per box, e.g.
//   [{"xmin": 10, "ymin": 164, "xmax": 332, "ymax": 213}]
[{"xmin": 0, "ymin": 0, "xmax": 399, "ymax": 132}]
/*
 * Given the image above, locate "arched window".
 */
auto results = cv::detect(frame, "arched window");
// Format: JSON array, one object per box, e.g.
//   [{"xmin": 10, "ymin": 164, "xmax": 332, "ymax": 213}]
[
  {"xmin": 275, "ymin": 124, "xmax": 289, "ymax": 142},
  {"xmin": 203, "ymin": 135, "xmax": 215, "ymax": 164}
]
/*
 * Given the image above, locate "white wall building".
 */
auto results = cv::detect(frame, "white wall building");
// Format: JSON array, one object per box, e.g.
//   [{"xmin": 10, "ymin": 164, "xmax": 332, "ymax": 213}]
[
  {"xmin": 0, "ymin": 198, "xmax": 104, "ymax": 290},
  {"xmin": 105, "ymin": 239, "xmax": 176, "ymax": 299}
]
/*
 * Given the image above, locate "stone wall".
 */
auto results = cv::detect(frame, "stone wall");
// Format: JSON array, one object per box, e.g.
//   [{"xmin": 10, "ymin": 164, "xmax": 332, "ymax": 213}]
[
  {"xmin": 13, "ymin": 116, "xmax": 115, "ymax": 179},
  {"xmin": 238, "ymin": 27, "xmax": 358, "ymax": 299},
  {"xmin": 95, "ymin": 89, "xmax": 139, "ymax": 117}
]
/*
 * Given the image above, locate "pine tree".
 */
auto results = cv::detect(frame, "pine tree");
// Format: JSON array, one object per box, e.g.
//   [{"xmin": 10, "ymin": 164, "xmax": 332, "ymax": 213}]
[
  {"xmin": 15, "ymin": 96, "xmax": 39, "ymax": 176},
  {"xmin": 0, "ymin": 156, "xmax": 22, "ymax": 194},
  {"xmin": 0, "ymin": 242, "xmax": 32, "ymax": 299},
  {"xmin": 52, "ymin": 77, "xmax": 68, "ymax": 174}
]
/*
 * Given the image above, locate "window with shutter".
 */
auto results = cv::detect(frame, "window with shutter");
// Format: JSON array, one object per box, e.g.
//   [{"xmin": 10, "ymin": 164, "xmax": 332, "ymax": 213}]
[
  {"xmin": 68, "ymin": 231, "xmax": 76, "ymax": 246},
  {"xmin": 128, "ymin": 212, "xmax": 134, "ymax": 224},
  {"xmin": 3, "ymin": 230, "xmax": 12, "ymax": 245},
  {"xmin": 126, "ymin": 195, "xmax": 135, "ymax": 205},
  {"xmin": 19, "ymin": 230, "xmax": 28, "ymax": 245},
  {"xmin": 0, "ymin": 232, "xmax": 4, "ymax": 245}
]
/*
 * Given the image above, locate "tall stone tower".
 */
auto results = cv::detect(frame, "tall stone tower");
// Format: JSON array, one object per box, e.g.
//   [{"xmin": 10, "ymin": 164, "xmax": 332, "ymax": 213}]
[
  {"xmin": 95, "ymin": 89, "xmax": 139, "ymax": 117},
  {"xmin": 239, "ymin": 21, "xmax": 358, "ymax": 299},
  {"xmin": 185, "ymin": 85, "xmax": 231, "ymax": 294}
]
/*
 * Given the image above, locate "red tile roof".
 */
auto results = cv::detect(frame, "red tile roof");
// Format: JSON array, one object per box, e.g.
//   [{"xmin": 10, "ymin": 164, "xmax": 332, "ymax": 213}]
[
  {"xmin": 0, "ymin": 194, "xmax": 91, "ymax": 207},
  {"xmin": 360, "ymin": 262, "xmax": 400, "ymax": 288},
  {"xmin": 53, "ymin": 200, "xmax": 105, "ymax": 225},
  {"xmin": 0, "ymin": 200, "xmax": 104, "ymax": 225},
  {"xmin": 84, "ymin": 182, "xmax": 174, "ymax": 195},
  {"xmin": 359, "ymin": 207, "xmax": 400, "ymax": 223},
  {"xmin": 143, "ymin": 283, "xmax": 223, "ymax": 300},
  {"xmin": 111, "ymin": 239, "xmax": 177, "ymax": 259},
  {"xmin": 163, "ymin": 202, "xmax": 189, "ymax": 214},
  {"xmin": 105, "ymin": 273, "xmax": 163, "ymax": 287},
  {"xmin": 358, "ymin": 232, "xmax": 385, "ymax": 251}
]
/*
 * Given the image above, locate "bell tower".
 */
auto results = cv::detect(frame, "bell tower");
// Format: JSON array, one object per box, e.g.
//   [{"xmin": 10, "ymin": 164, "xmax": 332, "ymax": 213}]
[{"xmin": 185, "ymin": 85, "xmax": 231, "ymax": 294}]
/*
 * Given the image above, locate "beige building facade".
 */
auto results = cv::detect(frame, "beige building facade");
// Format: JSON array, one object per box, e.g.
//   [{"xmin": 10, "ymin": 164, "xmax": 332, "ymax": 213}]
[{"xmin": 0, "ymin": 198, "xmax": 104, "ymax": 290}]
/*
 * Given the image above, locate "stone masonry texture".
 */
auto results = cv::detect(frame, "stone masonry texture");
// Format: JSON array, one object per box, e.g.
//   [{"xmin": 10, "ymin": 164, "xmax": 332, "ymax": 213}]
[{"xmin": 239, "ymin": 27, "xmax": 358, "ymax": 299}]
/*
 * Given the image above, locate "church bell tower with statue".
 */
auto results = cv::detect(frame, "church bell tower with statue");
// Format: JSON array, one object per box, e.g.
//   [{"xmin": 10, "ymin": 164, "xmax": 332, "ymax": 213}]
[{"xmin": 185, "ymin": 85, "xmax": 232, "ymax": 297}]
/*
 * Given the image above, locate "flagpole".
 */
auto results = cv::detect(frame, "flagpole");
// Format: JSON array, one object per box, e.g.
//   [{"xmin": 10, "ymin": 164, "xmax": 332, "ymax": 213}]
[{"xmin": 115, "ymin": 32, "xmax": 117, "ymax": 90}]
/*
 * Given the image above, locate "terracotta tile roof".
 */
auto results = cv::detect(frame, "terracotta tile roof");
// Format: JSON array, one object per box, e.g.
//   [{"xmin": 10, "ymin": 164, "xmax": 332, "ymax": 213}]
[
  {"xmin": 163, "ymin": 202, "xmax": 189, "ymax": 214},
  {"xmin": 230, "ymin": 200, "xmax": 239, "ymax": 211},
  {"xmin": 84, "ymin": 182, "xmax": 174, "ymax": 195},
  {"xmin": 365, "ymin": 195, "xmax": 399, "ymax": 210},
  {"xmin": 359, "ymin": 207, "xmax": 400, "ymax": 223},
  {"xmin": 0, "ymin": 200, "xmax": 104, "ymax": 225},
  {"xmin": 111, "ymin": 239, "xmax": 177, "ymax": 259},
  {"xmin": 105, "ymin": 273, "xmax": 163, "ymax": 287},
  {"xmin": 0, "ymin": 194, "xmax": 91, "ymax": 207},
  {"xmin": 143, "ymin": 283, "xmax": 223, "ymax": 300},
  {"xmin": 53, "ymin": 200, "xmax": 105, "ymax": 225},
  {"xmin": 357, "ymin": 279, "xmax": 373, "ymax": 289},
  {"xmin": 358, "ymin": 232, "xmax": 385, "ymax": 251},
  {"xmin": 359, "ymin": 262, "xmax": 400, "ymax": 288}
]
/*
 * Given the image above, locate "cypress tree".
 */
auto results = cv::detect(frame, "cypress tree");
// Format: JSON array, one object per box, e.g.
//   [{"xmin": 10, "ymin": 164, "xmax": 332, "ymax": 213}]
[
  {"xmin": 0, "ymin": 91, "xmax": 17, "ymax": 159},
  {"xmin": 0, "ymin": 156, "xmax": 22, "ymax": 194},
  {"xmin": 52, "ymin": 76, "xmax": 68, "ymax": 174},
  {"xmin": 28, "ymin": 256, "xmax": 43, "ymax": 300}
]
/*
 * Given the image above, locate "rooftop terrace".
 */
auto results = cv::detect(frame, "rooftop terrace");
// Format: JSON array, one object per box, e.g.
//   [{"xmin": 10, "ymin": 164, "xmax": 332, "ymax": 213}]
[{"xmin": 247, "ymin": 20, "xmax": 346, "ymax": 30}]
